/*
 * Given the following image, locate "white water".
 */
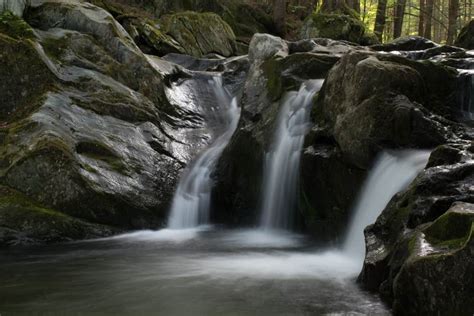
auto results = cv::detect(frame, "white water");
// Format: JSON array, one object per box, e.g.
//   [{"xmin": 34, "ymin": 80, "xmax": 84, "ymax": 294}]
[
  {"xmin": 260, "ymin": 80, "xmax": 324, "ymax": 229},
  {"xmin": 168, "ymin": 77, "xmax": 241, "ymax": 229},
  {"xmin": 343, "ymin": 150, "xmax": 431, "ymax": 260}
]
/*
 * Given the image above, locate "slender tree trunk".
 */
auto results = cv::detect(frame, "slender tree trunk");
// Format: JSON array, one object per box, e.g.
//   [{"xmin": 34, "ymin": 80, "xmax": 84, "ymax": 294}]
[
  {"xmin": 374, "ymin": 0, "xmax": 389, "ymax": 40},
  {"xmin": 274, "ymin": 0, "xmax": 287, "ymax": 36},
  {"xmin": 393, "ymin": 0, "xmax": 407, "ymax": 38},
  {"xmin": 423, "ymin": 0, "xmax": 434, "ymax": 38},
  {"xmin": 447, "ymin": 0, "xmax": 459, "ymax": 43},
  {"xmin": 419, "ymin": 0, "xmax": 426, "ymax": 35}
]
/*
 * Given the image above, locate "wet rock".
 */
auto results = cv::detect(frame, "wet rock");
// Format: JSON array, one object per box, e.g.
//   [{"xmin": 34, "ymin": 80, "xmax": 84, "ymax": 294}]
[
  {"xmin": 0, "ymin": 1, "xmax": 232, "ymax": 245},
  {"xmin": 214, "ymin": 34, "xmax": 349, "ymax": 232},
  {"xmin": 359, "ymin": 144, "xmax": 474, "ymax": 315},
  {"xmin": 371, "ymin": 36, "xmax": 438, "ymax": 52},
  {"xmin": 455, "ymin": 20, "xmax": 474, "ymax": 50},
  {"xmin": 0, "ymin": 186, "xmax": 116, "ymax": 246},
  {"xmin": 300, "ymin": 13, "xmax": 379, "ymax": 45}
]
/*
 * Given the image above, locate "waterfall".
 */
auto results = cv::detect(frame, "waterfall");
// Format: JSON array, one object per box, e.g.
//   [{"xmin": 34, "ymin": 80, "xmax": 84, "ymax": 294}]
[
  {"xmin": 260, "ymin": 80, "xmax": 324, "ymax": 230},
  {"xmin": 343, "ymin": 150, "xmax": 431, "ymax": 260},
  {"xmin": 168, "ymin": 77, "xmax": 241, "ymax": 229}
]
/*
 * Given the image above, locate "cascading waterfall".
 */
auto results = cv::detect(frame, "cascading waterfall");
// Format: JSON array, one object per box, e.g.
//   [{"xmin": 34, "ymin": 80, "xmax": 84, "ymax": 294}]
[
  {"xmin": 260, "ymin": 80, "xmax": 324, "ymax": 230},
  {"xmin": 168, "ymin": 77, "xmax": 241, "ymax": 229},
  {"xmin": 342, "ymin": 150, "xmax": 431, "ymax": 260}
]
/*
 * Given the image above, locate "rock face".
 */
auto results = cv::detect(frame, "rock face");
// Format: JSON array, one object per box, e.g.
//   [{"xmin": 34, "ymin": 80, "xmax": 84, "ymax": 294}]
[
  {"xmin": 314, "ymin": 51, "xmax": 463, "ymax": 168},
  {"xmin": 124, "ymin": 11, "xmax": 237, "ymax": 57},
  {"xmin": 91, "ymin": 0, "xmax": 274, "ymax": 54},
  {"xmin": 0, "ymin": 0, "xmax": 239, "ymax": 245},
  {"xmin": 359, "ymin": 144, "xmax": 474, "ymax": 315},
  {"xmin": 455, "ymin": 19, "xmax": 474, "ymax": 49},
  {"xmin": 300, "ymin": 13, "xmax": 379, "ymax": 45}
]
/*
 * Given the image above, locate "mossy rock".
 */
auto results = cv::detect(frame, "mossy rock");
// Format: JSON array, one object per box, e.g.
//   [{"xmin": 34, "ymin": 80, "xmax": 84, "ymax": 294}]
[
  {"xmin": 156, "ymin": 11, "xmax": 236, "ymax": 57},
  {"xmin": 0, "ymin": 28, "xmax": 56, "ymax": 123},
  {"xmin": 391, "ymin": 203, "xmax": 474, "ymax": 315},
  {"xmin": 0, "ymin": 185, "xmax": 115, "ymax": 246},
  {"xmin": 0, "ymin": 11, "xmax": 34, "ymax": 39},
  {"xmin": 300, "ymin": 13, "xmax": 379, "ymax": 45}
]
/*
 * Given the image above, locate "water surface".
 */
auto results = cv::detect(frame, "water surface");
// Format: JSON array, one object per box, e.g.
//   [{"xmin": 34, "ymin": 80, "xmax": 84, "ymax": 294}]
[{"xmin": 0, "ymin": 228, "xmax": 389, "ymax": 315}]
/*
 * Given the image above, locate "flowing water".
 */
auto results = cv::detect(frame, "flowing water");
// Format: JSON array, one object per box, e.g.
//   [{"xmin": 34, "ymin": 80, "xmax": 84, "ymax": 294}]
[
  {"xmin": 167, "ymin": 77, "xmax": 240, "ymax": 228},
  {"xmin": 343, "ymin": 150, "xmax": 431, "ymax": 260},
  {"xmin": 261, "ymin": 80, "xmax": 324, "ymax": 230},
  {"xmin": 0, "ymin": 229, "xmax": 389, "ymax": 315}
]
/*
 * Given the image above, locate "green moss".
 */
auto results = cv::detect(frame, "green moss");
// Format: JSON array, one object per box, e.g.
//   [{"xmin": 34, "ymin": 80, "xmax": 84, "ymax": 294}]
[
  {"xmin": 76, "ymin": 141, "xmax": 128, "ymax": 174},
  {"xmin": 0, "ymin": 11, "xmax": 35, "ymax": 40},
  {"xmin": 424, "ymin": 210, "xmax": 474, "ymax": 249},
  {"xmin": 262, "ymin": 57, "xmax": 283, "ymax": 101}
]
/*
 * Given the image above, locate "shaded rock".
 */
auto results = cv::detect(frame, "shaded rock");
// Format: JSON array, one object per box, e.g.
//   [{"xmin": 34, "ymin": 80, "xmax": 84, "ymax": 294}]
[
  {"xmin": 300, "ymin": 139, "xmax": 366, "ymax": 243},
  {"xmin": 0, "ymin": 186, "xmax": 116, "ymax": 246},
  {"xmin": 300, "ymin": 13, "xmax": 379, "ymax": 45},
  {"xmin": 371, "ymin": 36, "xmax": 438, "ymax": 52},
  {"xmin": 314, "ymin": 51, "xmax": 463, "ymax": 168},
  {"xmin": 359, "ymin": 143, "xmax": 474, "ymax": 315},
  {"xmin": 147, "ymin": 11, "xmax": 237, "ymax": 58},
  {"xmin": 455, "ymin": 19, "xmax": 474, "ymax": 50}
]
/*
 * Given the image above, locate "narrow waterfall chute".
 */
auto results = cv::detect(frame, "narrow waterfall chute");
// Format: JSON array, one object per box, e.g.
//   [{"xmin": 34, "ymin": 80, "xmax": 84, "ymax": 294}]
[
  {"xmin": 260, "ymin": 80, "xmax": 324, "ymax": 230},
  {"xmin": 168, "ymin": 77, "xmax": 241, "ymax": 229},
  {"xmin": 342, "ymin": 150, "xmax": 431, "ymax": 260}
]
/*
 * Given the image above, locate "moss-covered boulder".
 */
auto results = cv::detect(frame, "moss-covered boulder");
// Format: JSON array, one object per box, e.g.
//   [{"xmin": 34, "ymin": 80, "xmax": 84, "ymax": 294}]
[
  {"xmin": 0, "ymin": 186, "xmax": 116, "ymax": 246},
  {"xmin": 314, "ymin": 51, "xmax": 463, "ymax": 168},
  {"xmin": 121, "ymin": 11, "xmax": 238, "ymax": 58},
  {"xmin": 158, "ymin": 11, "xmax": 236, "ymax": 57},
  {"xmin": 300, "ymin": 13, "xmax": 379, "ymax": 45},
  {"xmin": 359, "ymin": 143, "xmax": 474, "ymax": 315},
  {"xmin": 455, "ymin": 19, "xmax": 474, "ymax": 50},
  {"xmin": 0, "ymin": 0, "xmax": 239, "ymax": 245}
]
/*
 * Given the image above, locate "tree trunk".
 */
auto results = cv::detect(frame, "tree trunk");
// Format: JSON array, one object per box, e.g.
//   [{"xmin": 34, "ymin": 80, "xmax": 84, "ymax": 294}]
[
  {"xmin": 446, "ymin": 0, "xmax": 459, "ymax": 43},
  {"xmin": 393, "ymin": 0, "xmax": 407, "ymax": 38},
  {"xmin": 274, "ymin": 0, "xmax": 287, "ymax": 36},
  {"xmin": 418, "ymin": 0, "xmax": 426, "ymax": 35},
  {"xmin": 423, "ymin": 0, "xmax": 434, "ymax": 38},
  {"xmin": 374, "ymin": 0, "xmax": 388, "ymax": 40}
]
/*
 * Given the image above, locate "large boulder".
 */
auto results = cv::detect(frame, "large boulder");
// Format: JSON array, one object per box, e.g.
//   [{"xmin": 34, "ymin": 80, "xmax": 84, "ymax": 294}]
[
  {"xmin": 132, "ymin": 11, "xmax": 237, "ymax": 58},
  {"xmin": 300, "ymin": 13, "xmax": 379, "ymax": 45},
  {"xmin": 359, "ymin": 143, "xmax": 474, "ymax": 315},
  {"xmin": 455, "ymin": 19, "xmax": 474, "ymax": 50},
  {"xmin": 371, "ymin": 36, "xmax": 438, "ymax": 52},
  {"xmin": 314, "ymin": 51, "xmax": 463, "ymax": 168},
  {"xmin": 0, "ymin": 0, "xmax": 232, "ymax": 245}
]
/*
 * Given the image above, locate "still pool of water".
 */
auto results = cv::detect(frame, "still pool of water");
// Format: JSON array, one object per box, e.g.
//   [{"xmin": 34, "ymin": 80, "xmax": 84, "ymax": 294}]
[{"xmin": 0, "ymin": 228, "xmax": 389, "ymax": 315}]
